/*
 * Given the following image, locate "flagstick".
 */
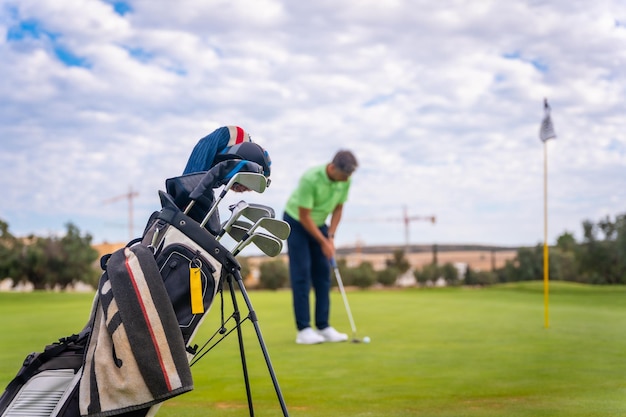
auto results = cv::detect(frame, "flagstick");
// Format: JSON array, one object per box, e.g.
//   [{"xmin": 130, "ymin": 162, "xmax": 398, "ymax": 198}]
[{"xmin": 543, "ymin": 140, "xmax": 550, "ymax": 329}]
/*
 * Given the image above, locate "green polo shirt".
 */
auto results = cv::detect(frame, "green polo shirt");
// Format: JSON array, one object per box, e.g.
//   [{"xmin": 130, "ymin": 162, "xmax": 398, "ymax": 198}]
[{"xmin": 285, "ymin": 164, "xmax": 352, "ymax": 226}]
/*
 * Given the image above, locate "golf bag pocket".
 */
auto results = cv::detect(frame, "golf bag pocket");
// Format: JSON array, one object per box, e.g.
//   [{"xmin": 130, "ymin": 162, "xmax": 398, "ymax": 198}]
[
  {"xmin": 156, "ymin": 243, "xmax": 217, "ymax": 344},
  {"xmin": 142, "ymin": 191, "xmax": 239, "ymax": 347},
  {"xmin": 0, "ymin": 331, "xmax": 89, "ymax": 417}
]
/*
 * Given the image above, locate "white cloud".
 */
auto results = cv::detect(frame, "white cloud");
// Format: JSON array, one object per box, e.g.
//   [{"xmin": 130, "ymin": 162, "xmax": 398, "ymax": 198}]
[{"xmin": 1, "ymin": 0, "xmax": 625, "ymax": 249}]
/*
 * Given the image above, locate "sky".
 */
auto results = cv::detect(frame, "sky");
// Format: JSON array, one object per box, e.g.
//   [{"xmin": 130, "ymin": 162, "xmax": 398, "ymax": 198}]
[{"xmin": 1, "ymin": 0, "xmax": 625, "ymax": 254}]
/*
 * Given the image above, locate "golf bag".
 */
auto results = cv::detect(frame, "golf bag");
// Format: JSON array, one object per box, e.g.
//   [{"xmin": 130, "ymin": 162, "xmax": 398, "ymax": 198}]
[
  {"xmin": 0, "ymin": 243, "xmax": 196, "ymax": 417},
  {"xmin": 0, "ymin": 160, "xmax": 289, "ymax": 417}
]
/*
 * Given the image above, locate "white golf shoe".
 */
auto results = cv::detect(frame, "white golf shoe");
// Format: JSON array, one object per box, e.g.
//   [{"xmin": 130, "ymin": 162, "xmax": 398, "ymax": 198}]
[
  {"xmin": 296, "ymin": 327, "xmax": 325, "ymax": 344},
  {"xmin": 317, "ymin": 326, "xmax": 348, "ymax": 342}
]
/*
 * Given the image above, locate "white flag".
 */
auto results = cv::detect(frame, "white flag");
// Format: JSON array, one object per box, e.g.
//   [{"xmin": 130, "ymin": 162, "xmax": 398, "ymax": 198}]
[{"xmin": 539, "ymin": 98, "xmax": 556, "ymax": 142}]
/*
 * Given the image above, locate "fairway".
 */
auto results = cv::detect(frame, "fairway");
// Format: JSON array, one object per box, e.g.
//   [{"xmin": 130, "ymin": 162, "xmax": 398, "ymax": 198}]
[{"xmin": 1, "ymin": 282, "xmax": 625, "ymax": 416}]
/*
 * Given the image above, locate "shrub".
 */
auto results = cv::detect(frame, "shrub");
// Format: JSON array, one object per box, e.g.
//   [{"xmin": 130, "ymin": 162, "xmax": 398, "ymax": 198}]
[
  {"xmin": 259, "ymin": 259, "xmax": 289, "ymax": 290},
  {"xmin": 377, "ymin": 267, "xmax": 399, "ymax": 287}
]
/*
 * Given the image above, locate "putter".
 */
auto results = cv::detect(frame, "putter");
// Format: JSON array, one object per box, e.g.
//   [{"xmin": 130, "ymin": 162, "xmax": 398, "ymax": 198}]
[
  {"xmin": 232, "ymin": 231, "xmax": 283, "ymax": 257},
  {"xmin": 331, "ymin": 258, "xmax": 361, "ymax": 343}
]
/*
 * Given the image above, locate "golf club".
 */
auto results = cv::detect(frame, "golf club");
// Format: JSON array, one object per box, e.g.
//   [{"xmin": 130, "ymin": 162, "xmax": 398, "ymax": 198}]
[
  {"xmin": 232, "ymin": 231, "xmax": 283, "ymax": 257},
  {"xmin": 218, "ymin": 201, "xmax": 276, "ymax": 240},
  {"xmin": 227, "ymin": 220, "xmax": 254, "ymax": 242},
  {"xmin": 197, "ymin": 172, "xmax": 268, "ymax": 228},
  {"xmin": 240, "ymin": 202, "xmax": 276, "ymax": 221},
  {"xmin": 234, "ymin": 216, "xmax": 291, "ymax": 246},
  {"xmin": 217, "ymin": 201, "xmax": 251, "ymax": 240},
  {"xmin": 330, "ymin": 257, "xmax": 362, "ymax": 343},
  {"xmin": 253, "ymin": 217, "xmax": 290, "ymax": 240},
  {"xmin": 184, "ymin": 161, "xmax": 267, "ymax": 215}
]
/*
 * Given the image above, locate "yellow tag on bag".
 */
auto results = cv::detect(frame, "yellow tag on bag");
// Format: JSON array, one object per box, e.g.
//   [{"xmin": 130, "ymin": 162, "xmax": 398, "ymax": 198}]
[{"xmin": 190, "ymin": 266, "xmax": 204, "ymax": 314}]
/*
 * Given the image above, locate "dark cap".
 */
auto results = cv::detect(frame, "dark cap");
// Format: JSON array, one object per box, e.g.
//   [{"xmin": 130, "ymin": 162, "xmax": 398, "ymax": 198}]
[{"xmin": 332, "ymin": 150, "xmax": 358, "ymax": 175}]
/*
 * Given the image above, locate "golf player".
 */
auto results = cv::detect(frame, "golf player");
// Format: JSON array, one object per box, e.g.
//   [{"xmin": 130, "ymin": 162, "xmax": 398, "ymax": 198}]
[{"xmin": 283, "ymin": 150, "xmax": 358, "ymax": 344}]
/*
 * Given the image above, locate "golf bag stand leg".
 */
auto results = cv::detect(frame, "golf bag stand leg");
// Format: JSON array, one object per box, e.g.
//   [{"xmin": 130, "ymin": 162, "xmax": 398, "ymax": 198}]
[
  {"xmin": 231, "ymin": 271, "xmax": 290, "ymax": 417},
  {"xmin": 225, "ymin": 273, "xmax": 254, "ymax": 417}
]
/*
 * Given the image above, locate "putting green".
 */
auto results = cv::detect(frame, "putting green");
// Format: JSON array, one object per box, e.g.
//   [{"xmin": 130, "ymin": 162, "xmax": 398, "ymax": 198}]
[{"xmin": 1, "ymin": 282, "xmax": 625, "ymax": 416}]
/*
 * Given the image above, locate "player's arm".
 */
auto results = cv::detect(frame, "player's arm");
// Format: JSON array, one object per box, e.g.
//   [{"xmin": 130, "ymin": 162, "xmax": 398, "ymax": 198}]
[
  {"xmin": 327, "ymin": 204, "xmax": 343, "ymax": 240},
  {"xmin": 298, "ymin": 207, "xmax": 335, "ymax": 259}
]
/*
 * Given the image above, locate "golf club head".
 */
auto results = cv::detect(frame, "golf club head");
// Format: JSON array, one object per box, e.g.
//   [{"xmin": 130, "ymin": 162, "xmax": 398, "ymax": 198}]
[
  {"xmin": 217, "ymin": 201, "xmax": 250, "ymax": 239},
  {"xmin": 227, "ymin": 219, "xmax": 253, "ymax": 242},
  {"xmin": 253, "ymin": 217, "xmax": 291, "ymax": 240},
  {"xmin": 200, "ymin": 172, "xmax": 267, "ymax": 228},
  {"xmin": 243, "ymin": 216, "xmax": 288, "ymax": 239},
  {"xmin": 241, "ymin": 203, "xmax": 275, "ymax": 221},
  {"xmin": 232, "ymin": 231, "xmax": 283, "ymax": 257},
  {"xmin": 248, "ymin": 232, "xmax": 283, "ymax": 257},
  {"xmin": 232, "ymin": 172, "xmax": 268, "ymax": 194}
]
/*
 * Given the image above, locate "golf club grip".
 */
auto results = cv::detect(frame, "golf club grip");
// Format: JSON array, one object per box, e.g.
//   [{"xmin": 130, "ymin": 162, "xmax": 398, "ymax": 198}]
[{"xmin": 188, "ymin": 170, "xmax": 218, "ymax": 200}]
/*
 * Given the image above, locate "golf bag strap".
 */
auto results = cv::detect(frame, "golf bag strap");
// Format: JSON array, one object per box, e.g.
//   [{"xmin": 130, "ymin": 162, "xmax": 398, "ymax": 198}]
[
  {"xmin": 156, "ymin": 201, "xmax": 240, "ymax": 274},
  {"xmin": 99, "ymin": 237, "xmax": 143, "ymax": 271},
  {"xmin": 3, "ymin": 331, "xmax": 87, "ymax": 392}
]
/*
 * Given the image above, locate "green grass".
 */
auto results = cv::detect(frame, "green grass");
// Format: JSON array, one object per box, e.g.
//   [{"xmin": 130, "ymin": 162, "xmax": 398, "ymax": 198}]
[{"xmin": 2, "ymin": 282, "xmax": 626, "ymax": 416}]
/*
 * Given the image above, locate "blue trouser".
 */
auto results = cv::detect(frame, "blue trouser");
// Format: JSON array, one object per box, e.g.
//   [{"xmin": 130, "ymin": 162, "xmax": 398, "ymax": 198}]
[{"xmin": 283, "ymin": 213, "xmax": 331, "ymax": 331}]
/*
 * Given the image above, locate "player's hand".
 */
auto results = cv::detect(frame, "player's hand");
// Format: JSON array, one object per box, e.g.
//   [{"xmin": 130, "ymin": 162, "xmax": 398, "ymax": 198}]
[{"xmin": 321, "ymin": 237, "xmax": 335, "ymax": 260}]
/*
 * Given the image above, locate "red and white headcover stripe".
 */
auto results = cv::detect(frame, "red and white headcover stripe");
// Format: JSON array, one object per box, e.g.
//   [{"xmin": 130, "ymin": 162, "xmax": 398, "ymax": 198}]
[{"xmin": 226, "ymin": 126, "xmax": 251, "ymax": 147}]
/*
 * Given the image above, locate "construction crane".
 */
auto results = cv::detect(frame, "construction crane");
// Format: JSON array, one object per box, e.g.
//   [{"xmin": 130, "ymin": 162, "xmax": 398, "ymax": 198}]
[
  {"xmin": 103, "ymin": 186, "xmax": 139, "ymax": 240},
  {"xmin": 351, "ymin": 205, "xmax": 436, "ymax": 251},
  {"xmin": 385, "ymin": 205, "xmax": 436, "ymax": 252}
]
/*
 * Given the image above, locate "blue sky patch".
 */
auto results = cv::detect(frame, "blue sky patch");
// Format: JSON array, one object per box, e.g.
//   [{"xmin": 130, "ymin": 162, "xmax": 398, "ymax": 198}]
[
  {"xmin": 54, "ymin": 46, "xmax": 90, "ymax": 68},
  {"xmin": 503, "ymin": 51, "xmax": 520, "ymax": 60},
  {"xmin": 7, "ymin": 19, "xmax": 90, "ymax": 68},
  {"xmin": 363, "ymin": 93, "xmax": 395, "ymax": 107},
  {"xmin": 607, "ymin": 138, "xmax": 625, "ymax": 155},
  {"xmin": 503, "ymin": 51, "xmax": 548, "ymax": 73},
  {"xmin": 126, "ymin": 46, "xmax": 153, "ymax": 63},
  {"xmin": 494, "ymin": 74, "xmax": 506, "ymax": 83},
  {"xmin": 530, "ymin": 59, "xmax": 548, "ymax": 73},
  {"xmin": 7, "ymin": 19, "xmax": 46, "ymax": 41},
  {"xmin": 102, "ymin": 0, "xmax": 133, "ymax": 16}
]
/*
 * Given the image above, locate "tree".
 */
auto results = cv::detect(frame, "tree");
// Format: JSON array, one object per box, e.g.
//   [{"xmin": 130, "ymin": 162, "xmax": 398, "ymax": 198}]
[
  {"xmin": 579, "ymin": 217, "xmax": 620, "ymax": 284},
  {"xmin": 514, "ymin": 245, "xmax": 543, "ymax": 281},
  {"xmin": 556, "ymin": 232, "xmax": 577, "ymax": 252},
  {"xmin": 3, "ymin": 222, "xmax": 99, "ymax": 289},
  {"xmin": 349, "ymin": 262, "xmax": 376, "ymax": 288},
  {"xmin": 440, "ymin": 262, "xmax": 460, "ymax": 285},
  {"xmin": 238, "ymin": 257, "xmax": 251, "ymax": 283},
  {"xmin": 335, "ymin": 260, "xmax": 376, "ymax": 288},
  {"xmin": 259, "ymin": 259, "xmax": 289, "ymax": 290},
  {"xmin": 413, "ymin": 263, "xmax": 440, "ymax": 285},
  {"xmin": 57, "ymin": 223, "xmax": 99, "ymax": 287},
  {"xmin": 377, "ymin": 267, "xmax": 399, "ymax": 287},
  {"xmin": 386, "ymin": 249, "xmax": 410, "ymax": 274},
  {"xmin": 0, "ymin": 220, "xmax": 23, "ymax": 282},
  {"xmin": 465, "ymin": 267, "xmax": 498, "ymax": 286},
  {"xmin": 20, "ymin": 237, "xmax": 50, "ymax": 288}
]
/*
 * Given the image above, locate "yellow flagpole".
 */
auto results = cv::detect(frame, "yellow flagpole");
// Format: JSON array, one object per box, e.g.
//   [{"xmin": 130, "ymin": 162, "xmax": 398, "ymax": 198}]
[{"xmin": 543, "ymin": 140, "xmax": 550, "ymax": 329}]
